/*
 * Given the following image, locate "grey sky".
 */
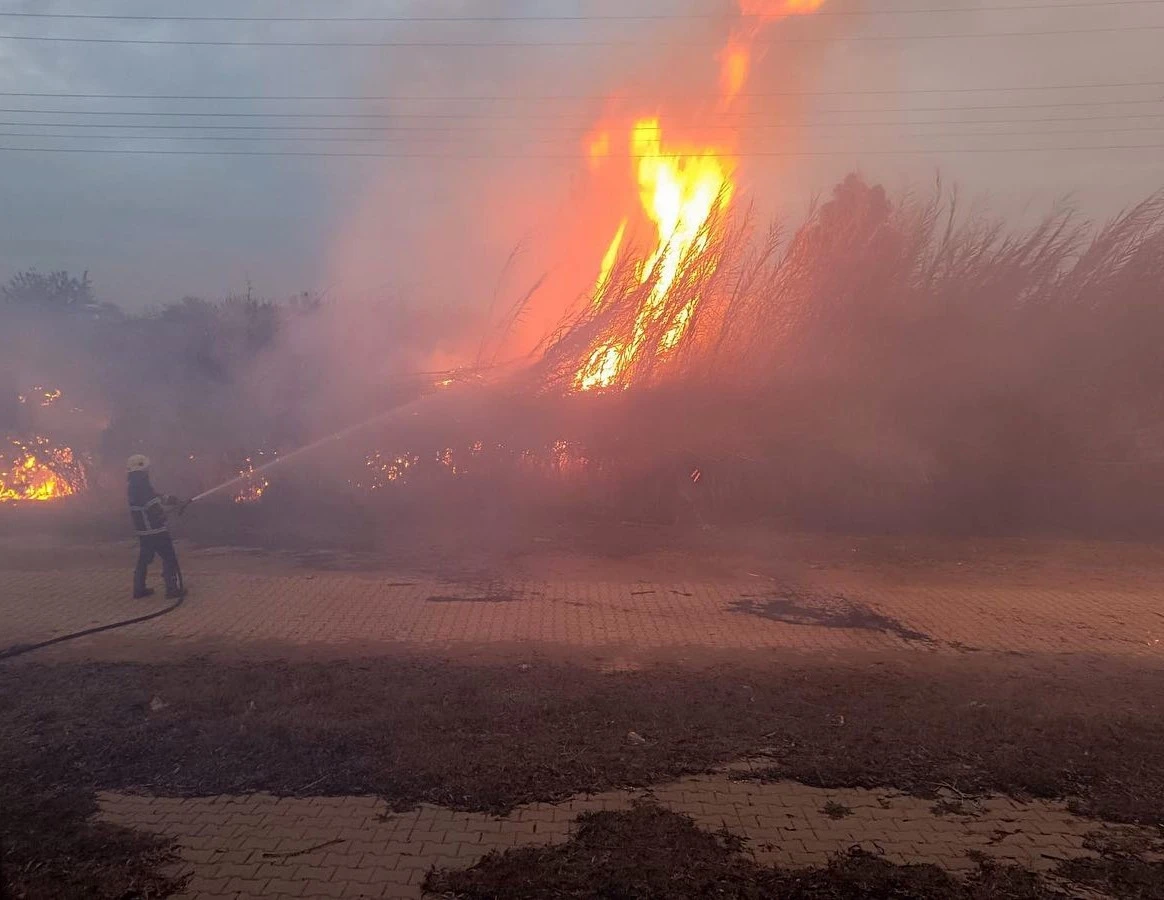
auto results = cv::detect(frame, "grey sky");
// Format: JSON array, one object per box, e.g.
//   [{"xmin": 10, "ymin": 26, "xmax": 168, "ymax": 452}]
[{"xmin": 0, "ymin": 0, "xmax": 1161, "ymax": 313}]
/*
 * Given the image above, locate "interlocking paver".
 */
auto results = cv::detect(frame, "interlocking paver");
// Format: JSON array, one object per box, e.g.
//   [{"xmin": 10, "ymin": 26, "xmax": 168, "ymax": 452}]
[
  {"xmin": 299, "ymin": 881, "xmax": 350, "ymax": 898},
  {"xmin": 4, "ymin": 539, "xmax": 1164, "ymax": 663},
  {"xmin": 97, "ymin": 771, "xmax": 1147, "ymax": 900}
]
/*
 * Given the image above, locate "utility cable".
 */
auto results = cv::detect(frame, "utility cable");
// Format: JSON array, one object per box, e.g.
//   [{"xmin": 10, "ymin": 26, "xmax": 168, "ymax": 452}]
[
  {"xmin": 1, "ymin": 2, "xmax": 1162, "ymax": 21},
  {"xmin": 2, "ymin": 98, "xmax": 1162, "ymax": 120},
  {"xmin": 0, "ymin": 25, "xmax": 1161, "ymax": 47},
  {"xmin": 1, "ymin": 142, "xmax": 1161, "ymax": 159},
  {"xmin": 3, "ymin": 125, "xmax": 1160, "ymax": 144},
  {"xmin": 4, "ymin": 79, "xmax": 1164, "ymax": 101},
  {"xmin": 0, "ymin": 111, "xmax": 1159, "ymax": 133}
]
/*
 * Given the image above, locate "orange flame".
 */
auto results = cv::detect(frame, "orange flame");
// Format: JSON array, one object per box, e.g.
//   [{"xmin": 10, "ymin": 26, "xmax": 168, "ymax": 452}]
[
  {"xmin": 572, "ymin": 0, "xmax": 826, "ymax": 391},
  {"xmin": 722, "ymin": 0, "xmax": 827, "ymax": 102},
  {"xmin": 354, "ymin": 450, "xmax": 420, "ymax": 490},
  {"xmin": 575, "ymin": 121, "xmax": 734, "ymax": 391},
  {"xmin": 740, "ymin": 0, "xmax": 828, "ymax": 14},
  {"xmin": 594, "ymin": 218, "xmax": 628, "ymax": 304},
  {"xmin": 588, "ymin": 129, "xmax": 612, "ymax": 166},
  {"xmin": 0, "ymin": 436, "xmax": 87, "ymax": 502},
  {"xmin": 233, "ymin": 453, "xmax": 273, "ymax": 504},
  {"xmin": 720, "ymin": 45, "xmax": 752, "ymax": 101}
]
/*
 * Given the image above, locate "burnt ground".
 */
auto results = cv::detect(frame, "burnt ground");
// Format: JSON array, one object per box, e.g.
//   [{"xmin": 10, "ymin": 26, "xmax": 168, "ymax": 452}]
[
  {"xmin": 4, "ymin": 654, "xmax": 1164, "ymax": 898},
  {"xmin": 427, "ymin": 802, "xmax": 1164, "ymax": 899},
  {"xmin": 425, "ymin": 802, "xmax": 1072, "ymax": 899},
  {"xmin": 729, "ymin": 589, "xmax": 934, "ymax": 644}
]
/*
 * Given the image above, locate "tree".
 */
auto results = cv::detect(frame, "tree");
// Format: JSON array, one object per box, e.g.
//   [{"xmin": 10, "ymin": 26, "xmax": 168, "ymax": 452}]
[{"xmin": 1, "ymin": 269, "xmax": 94, "ymax": 309}]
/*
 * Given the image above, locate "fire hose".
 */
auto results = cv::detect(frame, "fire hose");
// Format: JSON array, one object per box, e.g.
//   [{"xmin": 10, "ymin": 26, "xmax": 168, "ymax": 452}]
[
  {"xmin": 0, "ymin": 588, "xmax": 185, "ymax": 662},
  {"xmin": 1, "ymin": 386, "xmax": 463, "ymax": 663},
  {"xmin": 0, "ymin": 510, "xmax": 189, "ymax": 663},
  {"xmin": 0, "ymin": 408, "xmax": 394, "ymax": 662}
]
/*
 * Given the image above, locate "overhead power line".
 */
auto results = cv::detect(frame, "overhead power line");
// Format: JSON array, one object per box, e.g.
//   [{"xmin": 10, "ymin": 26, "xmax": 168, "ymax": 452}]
[
  {"xmin": 2, "ymin": 99, "xmax": 1161, "ymax": 121},
  {"xmin": 3, "ymin": 79, "xmax": 1164, "ymax": 101},
  {"xmin": 2, "ymin": 112, "xmax": 1158, "ymax": 133},
  {"xmin": 1, "ymin": 1, "xmax": 1161, "ymax": 21},
  {"xmin": 1, "ymin": 143, "xmax": 1161, "ymax": 159},
  {"xmin": 3, "ymin": 125, "xmax": 1161, "ymax": 143},
  {"xmin": 1, "ymin": 24, "xmax": 1162, "ymax": 47}
]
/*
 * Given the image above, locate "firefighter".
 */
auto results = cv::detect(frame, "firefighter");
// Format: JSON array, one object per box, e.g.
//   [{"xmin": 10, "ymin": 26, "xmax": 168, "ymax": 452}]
[{"xmin": 127, "ymin": 455, "xmax": 187, "ymax": 600}]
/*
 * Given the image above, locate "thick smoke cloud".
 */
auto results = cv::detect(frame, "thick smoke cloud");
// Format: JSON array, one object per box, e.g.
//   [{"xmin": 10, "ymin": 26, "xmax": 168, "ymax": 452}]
[{"xmin": 3, "ymin": 0, "xmax": 1164, "ymax": 546}]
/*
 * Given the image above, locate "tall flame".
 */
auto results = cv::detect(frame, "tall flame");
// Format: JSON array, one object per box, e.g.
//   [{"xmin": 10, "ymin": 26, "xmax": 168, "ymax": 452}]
[
  {"xmin": 572, "ymin": 0, "xmax": 827, "ymax": 391},
  {"xmin": 722, "ymin": 0, "xmax": 827, "ymax": 102},
  {"xmin": 575, "ymin": 121, "xmax": 733, "ymax": 391},
  {"xmin": 594, "ymin": 218, "xmax": 628, "ymax": 303},
  {"xmin": 720, "ymin": 46, "xmax": 752, "ymax": 102}
]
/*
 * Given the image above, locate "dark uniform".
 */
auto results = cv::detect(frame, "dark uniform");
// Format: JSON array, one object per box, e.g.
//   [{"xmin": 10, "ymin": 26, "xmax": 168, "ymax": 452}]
[{"xmin": 128, "ymin": 469, "xmax": 184, "ymax": 599}]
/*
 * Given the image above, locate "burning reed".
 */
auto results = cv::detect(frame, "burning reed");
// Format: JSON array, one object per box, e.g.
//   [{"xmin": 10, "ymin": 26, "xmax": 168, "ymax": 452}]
[
  {"xmin": 4, "ymin": 177, "xmax": 1164, "ymax": 539},
  {"xmin": 0, "ymin": 435, "xmax": 87, "ymax": 503},
  {"xmin": 527, "ymin": 176, "xmax": 1164, "ymax": 533}
]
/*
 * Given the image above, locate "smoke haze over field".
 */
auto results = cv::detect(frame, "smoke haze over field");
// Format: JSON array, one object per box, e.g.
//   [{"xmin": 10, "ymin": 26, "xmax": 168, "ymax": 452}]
[
  {"xmin": 3, "ymin": 0, "xmax": 1164, "ymax": 540},
  {"xmin": 0, "ymin": 0, "xmax": 1161, "ymax": 318}
]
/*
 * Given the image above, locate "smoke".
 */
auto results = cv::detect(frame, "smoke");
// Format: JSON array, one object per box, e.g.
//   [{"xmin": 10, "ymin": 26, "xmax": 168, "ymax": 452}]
[
  {"xmin": 5, "ymin": 0, "xmax": 1164, "ymax": 555},
  {"xmin": 239, "ymin": 0, "xmax": 862, "ymax": 449},
  {"xmin": 319, "ymin": 1, "xmax": 756, "ymax": 376}
]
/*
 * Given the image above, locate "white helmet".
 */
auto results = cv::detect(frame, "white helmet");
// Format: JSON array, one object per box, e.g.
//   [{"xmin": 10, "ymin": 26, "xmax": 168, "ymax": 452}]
[{"xmin": 126, "ymin": 454, "xmax": 151, "ymax": 473}]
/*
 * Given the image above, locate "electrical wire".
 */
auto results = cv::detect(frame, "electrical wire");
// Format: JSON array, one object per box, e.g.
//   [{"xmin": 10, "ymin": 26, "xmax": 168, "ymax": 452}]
[
  {"xmin": 0, "ymin": 1, "xmax": 1161, "ymax": 21},
  {"xmin": 0, "ymin": 24, "xmax": 1162, "ymax": 47},
  {"xmin": 0, "ymin": 112, "xmax": 1158, "ymax": 134},
  {"xmin": 0, "ymin": 143, "xmax": 1160, "ymax": 159},
  {"xmin": 4, "ymin": 125, "xmax": 1160, "ymax": 144},
  {"xmin": 2, "ymin": 98, "xmax": 1162, "ymax": 120},
  {"xmin": 3, "ymin": 79, "xmax": 1164, "ymax": 101}
]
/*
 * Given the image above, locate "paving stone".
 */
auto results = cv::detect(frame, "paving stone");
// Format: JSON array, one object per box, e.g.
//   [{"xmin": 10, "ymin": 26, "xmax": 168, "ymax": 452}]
[
  {"xmin": 6, "ymin": 545, "xmax": 1163, "ymax": 662},
  {"xmin": 97, "ymin": 771, "xmax": 1159, "ymax": 900}
]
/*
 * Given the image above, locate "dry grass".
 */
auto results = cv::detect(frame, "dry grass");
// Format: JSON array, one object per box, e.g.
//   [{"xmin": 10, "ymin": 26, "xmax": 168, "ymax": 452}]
[
  {"xmin": 540, "ymin": 178, "xmax": 1164, "ymax": 393},
  {"xmin": 201, "ymin": 176, "xmax": 1164, "ymax": 538},
  {"xmin": 502, "ymin": 177, "xmax": 1164, "ymax": 532},
  {"xmin": 8, "ymin": 174, "xmax": 1164, "ymax": 536}
]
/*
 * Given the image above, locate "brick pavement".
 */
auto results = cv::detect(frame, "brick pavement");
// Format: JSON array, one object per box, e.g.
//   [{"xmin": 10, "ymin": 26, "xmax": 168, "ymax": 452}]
[
  {"xmin": 98, "ymin": 771, "xmax": 1147, "ymax": 900},
  {"xmin": 8, "ymin": 536, "xmax": 1164, "ymax": 897},
  {"xmin": 3, "ymin": 544, "xmax": 1163, "ymax": 663}
]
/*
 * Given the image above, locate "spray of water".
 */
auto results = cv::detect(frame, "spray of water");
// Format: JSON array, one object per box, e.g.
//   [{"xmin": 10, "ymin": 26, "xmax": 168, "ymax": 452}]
[{"xmin": 190, "ymin": 393, "xmax": 436, "ymax": 503}]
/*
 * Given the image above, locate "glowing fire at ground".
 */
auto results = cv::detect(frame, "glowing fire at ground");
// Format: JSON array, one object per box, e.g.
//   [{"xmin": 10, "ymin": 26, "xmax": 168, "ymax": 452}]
[
  {"xmin": 0, "ymin": 436, "xmax": 87, "ymax": 502},
  {"xmin": 233, "ymin": 452, "xmax": 274, "ymax": 504},
  {"xmin": 350, "ymin": 440, "xmax": 591, "ymax": 492},
  {"xmin": 356, "ymin": 450, "xmax": 421, "ymax": 491},
  {"xmin": 572, "ymin": 0, "xmax": 826, "ymax": 391},
  {"xmin": 17, "ymin": 386, "xmax": 63, "ymax": 408}
]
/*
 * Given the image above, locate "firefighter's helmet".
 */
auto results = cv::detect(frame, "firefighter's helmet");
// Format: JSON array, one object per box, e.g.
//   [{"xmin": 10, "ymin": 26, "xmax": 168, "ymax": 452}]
[{"xmin": 126, "ymin": 454, "xmax": 151, "ymax": 473}]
